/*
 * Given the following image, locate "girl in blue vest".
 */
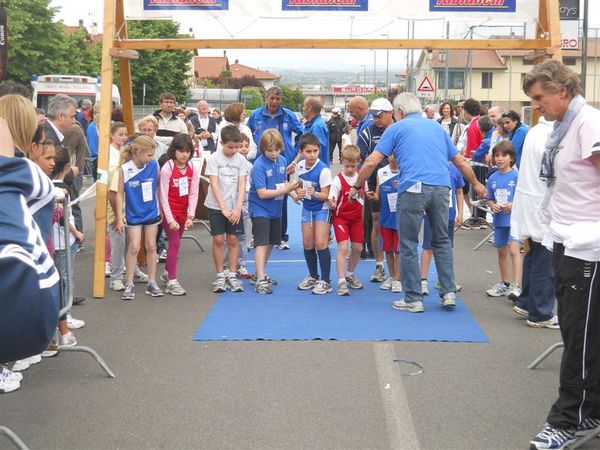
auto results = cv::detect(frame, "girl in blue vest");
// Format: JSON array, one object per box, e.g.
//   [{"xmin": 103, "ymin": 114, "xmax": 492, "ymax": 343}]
[
  {"xmin": 115, "ymin": 135, "xmax": 163, "ymax": 300},
  {"xmin": 294, "ymin": 133, "xmax": 333, "ymax": 295}
]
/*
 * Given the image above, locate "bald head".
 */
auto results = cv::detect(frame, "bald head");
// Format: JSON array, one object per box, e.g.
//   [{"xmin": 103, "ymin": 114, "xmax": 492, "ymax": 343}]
[
  {"xmin": 348, "ymin": 96, "xmax": 369, "ymax": 121},
  {"xmin": 487, "ymin": 106, "xmax": 504, "ymax": 126}
]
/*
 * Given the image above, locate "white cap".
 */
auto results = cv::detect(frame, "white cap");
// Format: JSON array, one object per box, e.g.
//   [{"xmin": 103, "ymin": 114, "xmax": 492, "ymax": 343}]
[
  {"xmin": 332, "ymin": 107, "xmax": 341, "ymax": 114},
  {"xmin": 370, "ymin": 98, "xmax": 393, "ymax": 116}
]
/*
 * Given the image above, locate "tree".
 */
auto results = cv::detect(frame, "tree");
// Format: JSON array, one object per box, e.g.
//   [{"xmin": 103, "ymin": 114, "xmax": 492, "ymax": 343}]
[
  {"xmin": 241, "ymin": 86, "xmax": 263, "ymax": 110},
  {"xmin": 124, "ymin": 20, "xmax": 193, "ymax": 105},
  {"xmin": 62, "ymin": 28, "xmax": 101, "ymax": 77},
  {"xmin": 280, "ymin": 86, "xmax": 304, "ymax": 111},
  {"xmin": 5, "ymin": 0, "xmax": 69, "ymax": 84}
]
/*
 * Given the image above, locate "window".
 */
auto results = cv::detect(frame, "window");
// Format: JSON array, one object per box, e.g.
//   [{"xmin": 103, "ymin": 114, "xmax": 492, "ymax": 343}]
[
  {"xmin": 481, "ymin": 72, "xmax": 493, "ymax": 89},
  {"xmin": 563, "ymin": 57, "xmax": 576, "ymax": 66},
  {"xmin": 437, "ymin": 71, "xmax": 464, "ymax": 90}
]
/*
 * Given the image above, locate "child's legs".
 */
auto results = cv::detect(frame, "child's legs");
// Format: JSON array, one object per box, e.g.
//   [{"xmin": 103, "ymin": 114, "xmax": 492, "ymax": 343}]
[
  {"xmin": 420, "ymin": 249, "xmax": 433, "ymax": 280},
  {"xmin": 348, "ymin": 242, "xmax": 362, "ymax": 273},
  {"xmin": 109, "ymin": 225, "xmax": 125, "ymax": 282},
  {"xmin": 302, "ymin": 221, "xmax": 316, "ymax": 250},
  {"xmin": 314, "ymin": 219, "xmax": 331, "ymax": 283},
  {"xmin": 212, "ymin": 234, "xmax": 226, "ymax": 273},
  {"xmin": 226, "ymin": 234, "xmax": 239, "ymax": 272},
  {"xmin": 508, "ymin": 240, "xmax": 522, "ymax": 285},
  {"xmin": 54, "ymin": 249, "xmax": 70, "ymax": 307},
  {"xmin": 251, "ymin": 217, "xmax": 279, "ymax": 279},
  {"xmin": 125, "ymin": 226, "xmax": 142, "ymax": 284},
  {"xmin": 143, "ymin": 224, "xmax": 159, "ymax": 280},
  {"xmin": 314, "ymin": 219, "xmax": 330, "ymax": 251},
  {"xmin": 371, "ymin": 210, "xmax": 383, "ymax": 262},
  {"xmin": 164, "ymin": 220, "xmax": 185, "ymax": 280},
  {"xmin": 494, "ymin": 227, "xmax": 511, "ymax": 282},
  {"xmin": 336, "ymin": 240, "xmax": 350, "ymax": 279},
  {"xmin": 254, "ymin": 245, "xmax": 270, "ymax": 280},
  {"xmin": 393, "ymin": 253, "xmax": 400, "ymax": 280},
  {"xmin": 348, "ymin": 220, "xmax": 364, "ymax": 273},
  {"xmin": 237, "ymin": 215, "xmax": 252, "ymax": 268}
]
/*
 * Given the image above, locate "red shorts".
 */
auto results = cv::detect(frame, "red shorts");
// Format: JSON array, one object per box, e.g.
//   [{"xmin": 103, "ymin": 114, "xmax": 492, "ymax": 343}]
[
  {"xmin": 380, "ymin": 226, "xmax": 399, "ymax": 252},
  {"xmin": 333, "ymin": 218, "xmax": 363, "ymax": 244}
]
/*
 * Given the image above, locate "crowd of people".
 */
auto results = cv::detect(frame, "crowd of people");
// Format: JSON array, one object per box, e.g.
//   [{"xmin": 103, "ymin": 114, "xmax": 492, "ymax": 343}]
[{"xmin": 0, "ymin": 60, "xmax": 599, "ymax": 450}]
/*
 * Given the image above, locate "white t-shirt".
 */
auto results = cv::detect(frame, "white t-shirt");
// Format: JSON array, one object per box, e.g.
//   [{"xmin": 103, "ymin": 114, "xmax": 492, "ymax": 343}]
[
  {"xmin": 341, "ymin": 133, "xmax": 353, "ymax": 149},
  {"xmin": 550, "ymin": 104, "xmax": 600, "ymax": 225},
  {"xmin": 203, "ymin": 150, "xmax": 250, "ymax": 211},
  {"xmin": 109, "ymin": 145, "xmax": 121, "ymax": 171}
]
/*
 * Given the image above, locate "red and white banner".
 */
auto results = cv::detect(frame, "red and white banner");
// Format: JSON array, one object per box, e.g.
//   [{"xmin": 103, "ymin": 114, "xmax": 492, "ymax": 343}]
[{"xmin": 332, "ymin": 86, "xmax": 375, "ymax": 94}]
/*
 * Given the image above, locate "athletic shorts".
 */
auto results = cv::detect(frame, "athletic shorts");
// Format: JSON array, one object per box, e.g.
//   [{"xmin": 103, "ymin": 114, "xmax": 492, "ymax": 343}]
[
  {"xmin": 380, "ymin": 226, "xmax": 399, "ymax": 252},
  {"xmin": 494, "ymin": 226, "xmax": 518, "ymax": 248},
  {"xmin": 126, "ymin": 216, "xmax": 161, "ymax": 229},
  {"xmin": 207, "ymin": 208, "xmax": 244, "ymax": 236},
  {"xmin": 422, "ymin": 216, "xmax": 455, "ymax": 250},
  {"xmin": 301, "ymin": 207, "xmax": 330, "ymax": 224},
  {"xmin": 333, "ymin": 217, "xmax": 363, "ymax": 244},
  {"xmin": 251, "ymin": 216, "xmax": 282, "ymax": 246}
]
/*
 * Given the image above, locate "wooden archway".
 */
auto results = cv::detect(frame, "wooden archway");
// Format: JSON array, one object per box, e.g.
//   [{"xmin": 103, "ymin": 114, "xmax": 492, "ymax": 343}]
[{"xmin": 93, "ymin": 0, "xmax": 562, "ymax": 297}]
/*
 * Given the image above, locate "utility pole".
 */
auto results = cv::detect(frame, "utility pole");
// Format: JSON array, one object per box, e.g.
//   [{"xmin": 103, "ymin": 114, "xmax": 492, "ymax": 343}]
[
  {"xmin": 444, "ymin": 22, "xmax": 449, "ymax": 100},
  {"xmin": 373, "ymin": 50, "xmax": 377, "ymax": 92},
  {"xmin": 381, "ymin": 34, "xmax": 390, "ymax": 91},
  {"xmin": 360, "ymin": 64, "xmax": 366, "ymax": 88}
]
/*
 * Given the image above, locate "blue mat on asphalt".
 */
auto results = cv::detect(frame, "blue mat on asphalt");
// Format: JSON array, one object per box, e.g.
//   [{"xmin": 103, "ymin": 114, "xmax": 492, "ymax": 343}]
[{"xmin": 193, "ymin": 200, "xmax": 488, "ymax": 342}]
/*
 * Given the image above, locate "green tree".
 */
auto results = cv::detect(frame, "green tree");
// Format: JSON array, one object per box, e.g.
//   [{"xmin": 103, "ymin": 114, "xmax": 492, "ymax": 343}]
[
  {"xmin": 62, "ymin": 28, "xmax": 102, "ymax": 76},
  {"xmin": 5, "ymin": 0, "xmax": 68, "ymax": 84},
  {"xmin": 125, "ymin": 20, "xmax": 193, "ymax": 105},
  {"xmin": 280, "ymin": 86, "xmax": 304, "ymax": 111},
  {"xmin": 241, "ymin": 86, "xmax": 263, "ymax": 110}
]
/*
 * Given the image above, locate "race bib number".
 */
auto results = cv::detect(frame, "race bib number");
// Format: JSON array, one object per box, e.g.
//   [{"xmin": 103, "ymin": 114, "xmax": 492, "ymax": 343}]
[
  {"xmin": 302, "ymin": 180, "xmax": 313, "ymax": 199},
  {"xmin": 387, "ymin": 192, "xmax": 398, "ymax": 212},
  {"xmin": 407, "ymin": 182, "xmax": 422, "ymax": 194},
  {"xmin": 179, "ymin": 176, "xmax": 189, "ymax": 197},
  {"xmin": 275, "ymin": 182, "xmax": 285, "ymax": 201},
  {"xmin": 142, "ymin": 181, "xmax": 153, "ymax": 203},
  {"xmin": 496, "ymin": 188, "xmax": 509, "ymax": 205}
]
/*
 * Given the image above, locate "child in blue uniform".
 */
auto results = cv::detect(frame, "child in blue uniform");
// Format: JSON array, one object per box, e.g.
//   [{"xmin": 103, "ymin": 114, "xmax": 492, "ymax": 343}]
[
  {"xmin": 294, "ymin": 133, "xmax": 333, "ymax": 295},
  {"xmin": 116, "ymin": 135, "xmax": 163, "ymax": 300},
  {"xmin": 485, "ymin": 140, "xmax": 522, "ymax": 298},
  {"xmin": 249, "ymin": 129, "xmax": 300, "ymax": 294}
]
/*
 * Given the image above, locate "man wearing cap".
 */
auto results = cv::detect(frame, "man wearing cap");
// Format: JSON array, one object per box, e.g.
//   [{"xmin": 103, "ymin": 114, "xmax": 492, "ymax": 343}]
[
  {"xmin": 350, "ymin": 93, "xmax": 485, "ymax": 314},
  {"xmin": 327, "ymin": 107, "xmax": 347, "ymax": 163},
  {"xmin": 357, "ymin": 97, "xmax": 395, "ymax": 283}
]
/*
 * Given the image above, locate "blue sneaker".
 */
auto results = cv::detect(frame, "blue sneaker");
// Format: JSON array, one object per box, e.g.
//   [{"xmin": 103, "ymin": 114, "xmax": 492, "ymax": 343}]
[
  {"xmin": 530, "ymin": 423, "xmax": 576, "ymax": 449},
  {"xmin": 575, "ymin": 417, "xmax": 600, "ymax": 438}
]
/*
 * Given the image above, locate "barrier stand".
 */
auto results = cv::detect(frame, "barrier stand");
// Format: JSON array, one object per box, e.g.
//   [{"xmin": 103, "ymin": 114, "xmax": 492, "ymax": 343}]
[
  {"xmin": 0, "ymin": 426, "xmax": 29, "ymax": 450},
  {"xmin": 468, "ymin": 161, "xmax": 495, "ymax": 251},
  {"xmin": 57, "ymin": 196, "xmax": 115, "ymax": 378},
  {"xmin": 527, "ymin": 342, "xmax": 564, "ymax": 370}
]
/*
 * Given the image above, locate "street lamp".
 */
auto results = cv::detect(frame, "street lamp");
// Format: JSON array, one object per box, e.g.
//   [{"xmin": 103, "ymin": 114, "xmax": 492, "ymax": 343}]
[{"xmin": 381, "ymin": 34, "xmax": 390, "ymax": 91}]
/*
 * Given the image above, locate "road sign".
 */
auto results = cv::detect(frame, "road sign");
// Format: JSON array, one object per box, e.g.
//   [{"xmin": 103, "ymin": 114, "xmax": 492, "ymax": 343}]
[{"xmin": 417, "ymin": 75, "xmax": 435, "ymax": 93}]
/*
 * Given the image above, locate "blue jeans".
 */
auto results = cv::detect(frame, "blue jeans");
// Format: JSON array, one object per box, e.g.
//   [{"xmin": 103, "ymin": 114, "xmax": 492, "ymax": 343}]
[
  {"xmin": 397, "ymin": 184, "xmax": 456, "ymax": 302},
  {"xmin": 515, "ymin": 239, "xmax": 555, "ymax": 322},
  {"xmin": 54, "ymin": 242, "xmax": 78, "ymax": 311}
]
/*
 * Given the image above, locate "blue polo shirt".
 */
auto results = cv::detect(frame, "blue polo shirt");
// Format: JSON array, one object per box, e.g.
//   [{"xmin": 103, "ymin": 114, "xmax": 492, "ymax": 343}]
[
  {"xmin": 304, "ymin": 115, "xmax": 330, "ymax": 167},
  {"xmin": 357, "ymin": 113, "xmax": 373, "ymax": 137},
  {"xmin": 247, "ymin": 106, "xmax": 304, "ymax": 165},
  {"xmin": 375, "ymin": 113, "xmax": 458, "ymax": 193},
  {"xmin": 485, "ymin": 168, "xmax": 518, "ymax": 227},
  {"xmin": 249, "ymin": 154, "xmax": 288, "ymax": 219}
]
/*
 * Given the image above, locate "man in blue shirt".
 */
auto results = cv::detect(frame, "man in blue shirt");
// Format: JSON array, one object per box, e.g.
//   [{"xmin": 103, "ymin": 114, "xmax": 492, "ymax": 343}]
[
  {"xmin": 291, "ymin": 97, "xmax": 329, "ymax": 167},
  {"xmin": 247, "ymin": 86, "xmax": 304, "ymax": 249},
  {"xmin": 350, "ymin": 93, "xmax": 486, "ymax": 313},
  {"xmin": 348, "ymin": 96, "xmax": 373, "ymax": 138}
]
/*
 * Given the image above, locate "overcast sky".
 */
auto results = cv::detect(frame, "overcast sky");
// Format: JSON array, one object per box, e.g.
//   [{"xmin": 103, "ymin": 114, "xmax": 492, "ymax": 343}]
[{"xmin": 51, "ymin": 0, "xmax": 600, "ymax": 73}]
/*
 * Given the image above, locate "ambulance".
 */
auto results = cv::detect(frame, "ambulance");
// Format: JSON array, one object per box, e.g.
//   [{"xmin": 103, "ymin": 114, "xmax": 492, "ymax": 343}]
[{"xmin": 31, "ymin": 74, "xmax": 121, "ymax": 111}]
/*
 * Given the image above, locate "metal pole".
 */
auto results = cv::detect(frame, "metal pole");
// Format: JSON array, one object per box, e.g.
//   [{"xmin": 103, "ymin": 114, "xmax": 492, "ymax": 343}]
[
  {"xmin": 381, "ymin": 34, "xmax": 390, "ymax": 91},
  {"xmin": 444, "ymin": 21, "xmax": 449, "ymax": 100},
  {"xmin": 373, "ymin": 49, "xmax": 377, "ymax": 92},
  {"xmin": 508, "ymin": 27, "xmax": 513, "ymax": 110},
  {"xmin": 581, "ymin": 0, "xmax": 589, "ymax": 95}
]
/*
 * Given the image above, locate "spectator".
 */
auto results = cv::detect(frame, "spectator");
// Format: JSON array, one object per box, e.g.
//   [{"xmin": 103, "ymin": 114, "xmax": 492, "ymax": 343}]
[
  {"xmin": 501, "ymin": 110, "xmax": 529, "ymax": 168},
  {"xmin": 153, "ymin": 92, "xmax": 188, "ymax": 147},
  {"xmin": 327, "ymin": 107, "xmax": 347, "ymax": 163},
  {"xmin": 189, "ymin": 100, "xmax": 218, "ymax": 154}
]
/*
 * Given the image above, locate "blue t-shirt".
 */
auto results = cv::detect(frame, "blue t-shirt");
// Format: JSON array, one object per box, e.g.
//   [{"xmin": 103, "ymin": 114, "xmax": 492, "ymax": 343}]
[
  {"xmin": 297, "ymin": 159, "xmax": 330, "ymax": 212},
  {"xmin": 304, "ymin": 116, "xmax": 330, "ymax": 167},
  {"xmin": 377, "ymin": 165, "xmax": 400, "ymax": 230},
  {"xmin": 357, "ymin": 113, "xmax": 374, "ymax": 137},
  {"xmin": 375, "ymin": 114, "xmax": 458, "ymax": 193},
  {"xmin": 248, "ymin": 154, "xmax": 288, "ymax": 219},
  {"xmin": 448, "ymin": 162, "xmax": 465, "ymax": 221},
  {"xmin": 485, "ymin": 167, "xmax": 518, "ymax": 227},
  {"xmin": 247, "ymin": 106, "xmax": 304, "ymax": 165},
  {"xmin": 122, "ymin": 159, "xmax": 160, "ymax": 225},
  {"xmin": 509, "ymin": 124, "xmax": 529, "ymax": 168}
]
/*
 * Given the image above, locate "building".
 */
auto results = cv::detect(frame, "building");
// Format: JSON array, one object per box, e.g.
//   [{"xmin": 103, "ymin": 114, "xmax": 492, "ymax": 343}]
[{"xmin": 192, "ymin": 52, "xmax": 280, "ymax": 89}]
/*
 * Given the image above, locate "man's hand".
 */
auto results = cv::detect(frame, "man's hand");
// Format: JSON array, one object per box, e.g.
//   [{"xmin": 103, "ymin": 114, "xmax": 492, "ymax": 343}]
[
  {"xmin": 286, "ymin": 162, "xmax": 297, "ymax": 175},
  {"xmin": 473, "ymin": 182, "xmax": 487, "ymax": 199}
]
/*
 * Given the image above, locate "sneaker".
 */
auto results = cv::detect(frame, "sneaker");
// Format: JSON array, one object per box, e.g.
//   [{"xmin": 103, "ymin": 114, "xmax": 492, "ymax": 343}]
[
  {"xmin": 59, "ymin": 332, "xmax": 77, "ymax": 347},
  {"xmin": 265, "ymin": 275, "xmax": 278, "ymax": 286},
  {"xmin": 134, "ymin": 269, "xmax": 149, "ymax": 283},
  {"xmin": 255, "ymin": 278, "xmax": 273, "ymax": 295},
  {"xmin": 391, "ymin": 299, "xmax": 424, "ymax": 313},
  {"xmin": 530, "ymin": 423, "xmax": 576, "ymax": 450},
  {"xmin": 312, "ymin": 280, "xmax": 332, "ymax": 295},
  {"xmin": 391, "ymin": 280, "xmax": 403, "ymax": 293},
  {"xmin": 380, "ymin": 276, "xmax": 393, "ymax": 290},
  {"xmin": 461, "ymin": 217, "xmax": 476, "ymax": 230},
  {"xmin": 527, "ymin": 315, "xmax": 560, "ymax": 330},
  {"xmin": 145, "ymin": 282, "xmax": 164, "ymax": 297},
  {"xmin": 213, "ymin": 276, "xmax": 227, "ymax": 293},
  {"xmin": 279, "ymin": 240, "xmax": 290, "ymax": 250},
  {"xmin": 513, "ymin": 305, "xmax": 528, "ymax": 318},
  {"xmin": 507, "ymin": 284, "xmax": 522, "ymax": 302},
  {"xmin": 105, "ymin": 262, "xmax": 112, "ymax": 278},
  {"xmin": 166, "ymin": 280, "xmax": 186, "ymax": 296},
  {"xmin": 121, "ymin": 284, "xmax": 135, "ymax": 300},
  {"xmin": 11, "ymin": 359, "xmax": 31, "ymax": 372},
  {"xmin": 370, "ymin": 265, "xmax": 386, "ymax": 282},
  {"xmin": 476, "ymin": 218, "xmax": 488, "ymax": 229},
  {"xmin": 25, "ymin": 355, "xmax": 42, "ymax": 365},
  {"xmin": 227, "ymin": 276, "xmax": 244, "ymax": 292},
  {"xmin": 575, "ymin": 418, "xmax": 600, "ymax": 438},
  {"xmin": 345, "ymin": 274, "xmax": 364, "ymax": 289},
  {"xmin": 2, "ymin": 367, "xmax": 23, "ymax": 382},
  {"xmin": 159, "ymin": 272, "xmax": 169, "ymax": 285},
  {"xmin": 73, "ymin": 296, "xmax": 86, "ymax": 305},
  {"xmin": 111, "ymin": 279, "xmax": 126, "ymax": 291},
  {"xmin": 486, "ymin": 282, "xmax": 510, "ymax": 297},
  {"xmin": 441, "ymin": 292, "xmax": 456, "ymax": 308},
  {"xmin": 0, "ymin": 368, "xmax": 20, "ymax": 393},
  {"xmin": 298, "ymin": 275, "xmax": 318, "ymax": 290},
  {"xmin": 337, "ymin": 280, "xmax": 350, "ymax": 296},
  {"xmin": 237, "ymin": 267, "xmax": 252, "ymax": 279},
  {"xmin": 158, "ymin": 249, "xmax": 168, "ymax": 262},
  {"xmin": 247, "ymin": 240, "xmax": 254, "ymax": 250},
  {"xmin": 421, "ymin": 280, "xmax": 429, "ymax": 295},
  {"xmin": 249, "ymin": 274, "xmax": 258, "ymax": 285},
  {"xmin": 67, "ymin": 314, "xmax": 85, "ymax": 330}
]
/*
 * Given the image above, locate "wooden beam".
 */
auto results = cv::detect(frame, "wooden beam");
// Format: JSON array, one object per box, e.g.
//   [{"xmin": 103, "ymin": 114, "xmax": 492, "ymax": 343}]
[
  {"xmin": 109, "ymin": 48, "xmax": 140, "ymax": 59},
  {"xmin": 93, "ymin": 0, "xmax": 117, "ymax": 298},
  {"xmin": 116, "ymin": 0, "xmax": 135, "ymax": 135},
  {"xmin": 115, "ymin": 38, "xmax": 553, "ymax": 51},
  {"xmin": 546, "ymin": 0, "xmax": 563, "ymax": 61}
]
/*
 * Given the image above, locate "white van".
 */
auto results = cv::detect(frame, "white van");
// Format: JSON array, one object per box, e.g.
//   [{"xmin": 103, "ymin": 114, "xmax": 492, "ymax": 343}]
[{"xmin": 31, "ymin": 74, "xmax": 121, "ymax": 111}]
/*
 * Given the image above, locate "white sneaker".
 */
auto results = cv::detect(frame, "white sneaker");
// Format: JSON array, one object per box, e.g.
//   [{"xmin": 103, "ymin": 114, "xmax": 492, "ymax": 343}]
[
  {"xmin": 507, "ymin": 283, "xmax": 522, "ymax": 301},
  {"xmin": 0, "ymin": 368, "xmax": 21, "ymax": 393},
  {"xmin": 11, "ymin": 359, "xmax": 31, "ymax": 372},
  {"xmin": 166, "ymin": 280, "xmax": 186, "ymax": 296},
  {"xmin": 104, "ymin": 262, "xmax": 112, "ymax": 278},
  {"xmin": 527, "ymin": 315, "xmax": 560, "ymax": 330},
  {"xmin": 391, "ymin": 280, "xmax": 403, "ymax": 293},
  {"xmin": 134, "ymin": 268, "xmax": 149, "ymax": 283},
  {"xmin": 380, "ymin": 277, "xmax": 393, "ymax": 290},
  {"xmin": 421, "ymin": 280, "xmax": 429, "ymax": 296},
  {"xmin": 279, "ymin": 240, "xmax": 290, "ymax": 250},
  {"xmin": 67, "ymin": 314, "xmax": 85, "ymax": 330},
  {"xmin": 111, "ymin": 279, "xmax": 125, "ymax": 291},
  {"xmin": 59, "ymin": 332, "xmax": 77, "ymax": 347},
  {"xmin": 25, "ymin": 354, "xmax": 42, "ymax": 365},
  {"xmin": 2, "ymin": 367, "xmax": 23, "ymax": 383}
]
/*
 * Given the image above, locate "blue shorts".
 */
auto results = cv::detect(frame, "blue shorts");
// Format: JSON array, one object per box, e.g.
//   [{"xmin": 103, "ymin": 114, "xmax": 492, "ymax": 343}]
[
  {"xmin": 301, "ymin": 207, "xmax": 330, "ymax": 224},
  {"xmin": 494, "ymin": 226, "xmax": 518, "ymax": 248},
  {"xmin": 422, "ymin": 216, "xmax": 455, "ymax": 250}
]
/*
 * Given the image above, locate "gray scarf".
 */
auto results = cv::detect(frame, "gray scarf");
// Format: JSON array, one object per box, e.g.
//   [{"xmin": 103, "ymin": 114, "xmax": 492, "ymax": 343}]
[{"xmin": 540, "ymin": 95, "xmax": 586, "ymax": 185}]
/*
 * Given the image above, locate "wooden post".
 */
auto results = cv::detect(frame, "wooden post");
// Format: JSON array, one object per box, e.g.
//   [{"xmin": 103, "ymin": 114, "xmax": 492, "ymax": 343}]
[
  {"xmin": 92, "ymin": 0, "xmax": 117, "ymax": 298},
  {"xmin": 116, "ymin": 0, "xmax": 135, "ymax": 134}
]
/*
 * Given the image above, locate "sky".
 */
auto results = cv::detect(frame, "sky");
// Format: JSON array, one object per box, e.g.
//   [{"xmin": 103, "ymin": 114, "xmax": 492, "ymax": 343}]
[{"xmin": 51, "ymin": 0, "xmax": 600, "ymax": 73}]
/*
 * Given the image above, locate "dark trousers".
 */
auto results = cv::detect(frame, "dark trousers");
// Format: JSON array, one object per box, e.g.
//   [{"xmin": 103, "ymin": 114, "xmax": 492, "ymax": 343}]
[
  {"xmin": 547, "ymin": 243, "xmax": 600, "ymax": 428},
  {"xmin": 471, "ymin": 164, "xmax": 488, "ymax": 219},
  {"xmin": 329, "ymin": 139, "xmax": 343, "ymax": 162},
  {"xmin": 280, "ymin": 194, "xmax": 289, "ymax": 243},
  {"xmin": 515, "ymin": 239, "xmax": 556, "ymax": 322}
]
